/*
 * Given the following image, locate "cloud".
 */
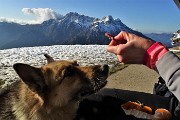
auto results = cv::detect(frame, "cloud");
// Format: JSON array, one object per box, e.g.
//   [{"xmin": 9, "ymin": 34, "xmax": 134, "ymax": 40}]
[
  {"xmin": 0, "ymin": 8, "xmax": 63, "ymax": 24},
  {"xmin": 22, "ymin": 8, "xmax": 63, "ymax": 24},
  {"xmin": 0, "ymin": 17, "xmax": 28, "ymax": 24}
]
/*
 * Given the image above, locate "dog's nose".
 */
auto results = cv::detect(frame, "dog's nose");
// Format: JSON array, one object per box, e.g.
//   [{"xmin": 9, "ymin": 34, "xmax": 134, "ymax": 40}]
[{"xmin": 101, "ymin": 64, "xmax": 109, "ymax": 72}]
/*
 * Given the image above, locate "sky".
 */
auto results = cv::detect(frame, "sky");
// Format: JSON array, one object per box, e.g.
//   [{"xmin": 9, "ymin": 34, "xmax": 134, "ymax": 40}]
[{"xmin": 0, "ymin": 0, "xmax": 179, "ymax": 33}]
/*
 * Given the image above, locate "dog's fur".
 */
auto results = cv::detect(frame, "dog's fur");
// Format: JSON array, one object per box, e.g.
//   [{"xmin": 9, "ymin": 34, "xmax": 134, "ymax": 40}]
[{"xmin": 0, "ymin": 54, "xmax": 108, "ymax": 120}]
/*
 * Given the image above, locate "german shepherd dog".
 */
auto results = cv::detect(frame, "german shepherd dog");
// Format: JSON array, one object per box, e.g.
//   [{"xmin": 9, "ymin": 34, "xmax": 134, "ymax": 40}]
[{"xmin": 0, "ymin": 54, "xmax": 109, "ymax": 120}]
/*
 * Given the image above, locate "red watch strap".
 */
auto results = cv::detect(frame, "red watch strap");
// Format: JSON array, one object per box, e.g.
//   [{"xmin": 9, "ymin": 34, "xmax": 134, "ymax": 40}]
[{"xmin": 144, "ymin": 42, "xmax": 168, "ymax": 69}]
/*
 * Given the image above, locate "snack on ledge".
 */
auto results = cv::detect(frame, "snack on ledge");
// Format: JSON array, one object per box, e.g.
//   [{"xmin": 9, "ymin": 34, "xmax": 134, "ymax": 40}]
[{"xmin": 121, "ymin": 101, "xmax": 172, "ymax": 120}]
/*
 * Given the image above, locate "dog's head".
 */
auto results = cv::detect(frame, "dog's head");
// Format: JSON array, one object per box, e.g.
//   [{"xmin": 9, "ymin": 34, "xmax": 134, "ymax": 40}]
[{"xmin": 13, "ymin": 54, "xmax": 108, "ymax": 108}]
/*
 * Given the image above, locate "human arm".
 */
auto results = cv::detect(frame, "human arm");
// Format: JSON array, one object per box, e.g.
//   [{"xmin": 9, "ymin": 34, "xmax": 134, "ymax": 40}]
[
  {"xmin": 156, "ymin": 52, "xmax": 180, "ymax": 101},
  {"xmin": 106, "ymin": 31, "xmax": 180, "ymax": 101},
  {"xmin": 106, "ymin": 31, "xmax": 154, "ymax": 64}
]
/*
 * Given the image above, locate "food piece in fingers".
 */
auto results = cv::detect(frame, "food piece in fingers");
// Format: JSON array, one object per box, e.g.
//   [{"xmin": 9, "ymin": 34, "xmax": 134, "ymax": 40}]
[
  {"xmin": 105, "ymin": 33, "xmax": 115, "ymax": 40},
  {"xmin": 105, "ymin": 32, "xmax": 127, "ymax": 44}
]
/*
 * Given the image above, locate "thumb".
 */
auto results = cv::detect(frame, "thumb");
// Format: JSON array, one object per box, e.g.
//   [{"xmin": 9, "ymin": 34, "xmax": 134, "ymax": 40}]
[{"xmin": 114, "ymin": 31, "xmax": 128, "ymax": 44}]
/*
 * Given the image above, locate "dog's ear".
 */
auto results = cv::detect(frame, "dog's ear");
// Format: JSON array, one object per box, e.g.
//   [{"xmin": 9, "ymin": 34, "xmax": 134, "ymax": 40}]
[
  {"xmin": 44, "ymin": 54, "xmax": 55, "ymax": 63},
  {"xmin": 13, "ymin": 63, "xmax": 47, "ymax": 93}
]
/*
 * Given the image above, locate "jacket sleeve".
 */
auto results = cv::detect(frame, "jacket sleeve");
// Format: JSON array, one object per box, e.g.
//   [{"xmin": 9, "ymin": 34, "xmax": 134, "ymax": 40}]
[{"xmin": 155, "ymin": 51, "xmax": 180, "ymax": 101}]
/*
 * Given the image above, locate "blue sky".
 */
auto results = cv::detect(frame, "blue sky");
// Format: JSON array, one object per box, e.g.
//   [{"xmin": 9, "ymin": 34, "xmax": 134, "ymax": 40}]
[{"xmin": 0, "ymin": 0, "xmax": 179, "ymax": 33}]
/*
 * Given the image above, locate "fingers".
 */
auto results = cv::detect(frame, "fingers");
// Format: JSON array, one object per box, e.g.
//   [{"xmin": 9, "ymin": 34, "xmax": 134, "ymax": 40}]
[
  {"xmin": 116, "ymin": 43, "xmax": 130, "ymax": 63},
  {"xmin": 106, "ymin": 45, "xmax": 124, "ymax": 63},
  {"xmin": 105, "ymin": 31, "xmax": 128, "ymax": 45},
  {"xmin": 108, "ymin": 39, "xmax": 118, "ymax": 46},
  {"xmin": 107, "ymin": 45, "xmax": 117, "ymax": 54},
  {"xmin": 106, "ymin": 31, "xmax": 135, "ymax": 63},
  {"xmin": 117, "ymin": 55, "xmax": 124, "ymax": 62},
  {"xmin": 114, "ymin": 31, "xmax": 128, "ymax": 44},
  {"xmin": 106, "ymin": 31, "xmax": 156, "ymax": 64},
  {"xmin": 107, "ymin": 43, "xmax": 126, "ymax": 55},
  {"xmin": 114, "ymin": 31, "xmax": 125, "ymax": 40}
]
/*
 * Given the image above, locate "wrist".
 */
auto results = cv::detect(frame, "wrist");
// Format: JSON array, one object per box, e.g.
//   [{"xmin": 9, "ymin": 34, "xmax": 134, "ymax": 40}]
[{"xmin": 144, "ymin": 42, "xmax": 169, "ymax": 69}]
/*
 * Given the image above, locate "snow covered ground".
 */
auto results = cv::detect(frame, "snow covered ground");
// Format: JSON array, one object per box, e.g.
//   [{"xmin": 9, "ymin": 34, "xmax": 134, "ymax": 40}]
[{"xmin": 0, "ymin": 45, "xmax": 118, "ymax": 87}]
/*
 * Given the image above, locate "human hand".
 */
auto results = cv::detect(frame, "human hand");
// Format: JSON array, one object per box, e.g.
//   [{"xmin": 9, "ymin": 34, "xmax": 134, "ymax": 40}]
[{"xmin": 106, "ymin": 31, "xmax": 154, "ymax": 64}]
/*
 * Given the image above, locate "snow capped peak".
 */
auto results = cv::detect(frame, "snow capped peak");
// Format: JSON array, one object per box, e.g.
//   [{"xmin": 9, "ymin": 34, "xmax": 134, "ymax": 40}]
[
  {"xmin": 65, "ymin": 12, "xmax": 79, "ymax": 18},
  {"xmin": 0, "ymin": 11, "xmax": 145, "ymax": 49},
  {"xmin": 64, "ymin": 12, "xmax": 94, "ymax": 21},
  {"xmin": 38, "ymin": 12, "xmax": 128, "ymax": 32},
  {"xmin": 59, "ymin": 12, "xmax": 95, "ymax": 27},
  {"xmin": 90, "ymin": 15, "xmax": 127, "ymax": 33},
  {"xmin": 101, "ymin": 15, "xmax": 114, "ymax": 23}
]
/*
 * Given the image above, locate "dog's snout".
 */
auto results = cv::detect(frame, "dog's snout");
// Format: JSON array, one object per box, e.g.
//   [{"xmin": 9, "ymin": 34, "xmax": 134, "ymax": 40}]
[{"xmin": 100, "ymin": 65, "xmax": 109, "ymax": 72}]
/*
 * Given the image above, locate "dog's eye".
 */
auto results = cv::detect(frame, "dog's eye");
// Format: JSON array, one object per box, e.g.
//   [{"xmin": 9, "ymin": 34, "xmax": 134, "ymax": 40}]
[
  {"xmin": 73, "ymin": 61, "xmax": 79, "ymax": 66},
  {"xmin": 62, "ymin": 66, "xmax": 74, "ymax": 78}
]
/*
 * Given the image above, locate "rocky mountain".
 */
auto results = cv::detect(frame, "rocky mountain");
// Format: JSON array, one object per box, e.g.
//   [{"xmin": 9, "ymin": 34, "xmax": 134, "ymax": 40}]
[{"xmin": 0, "ymin": 12, "xmax": 166, "ymax": 49}]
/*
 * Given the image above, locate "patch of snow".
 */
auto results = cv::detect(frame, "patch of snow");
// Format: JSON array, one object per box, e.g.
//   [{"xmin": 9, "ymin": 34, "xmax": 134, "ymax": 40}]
[{"xmin": 0, "ymin": 45, "xmax": 118, "ymax": 87}]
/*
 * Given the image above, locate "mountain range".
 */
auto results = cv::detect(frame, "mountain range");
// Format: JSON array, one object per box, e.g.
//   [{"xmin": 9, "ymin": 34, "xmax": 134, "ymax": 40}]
[{"xmin": 0, "ymin": 12, "xmax": 173, "ymax": 49}]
